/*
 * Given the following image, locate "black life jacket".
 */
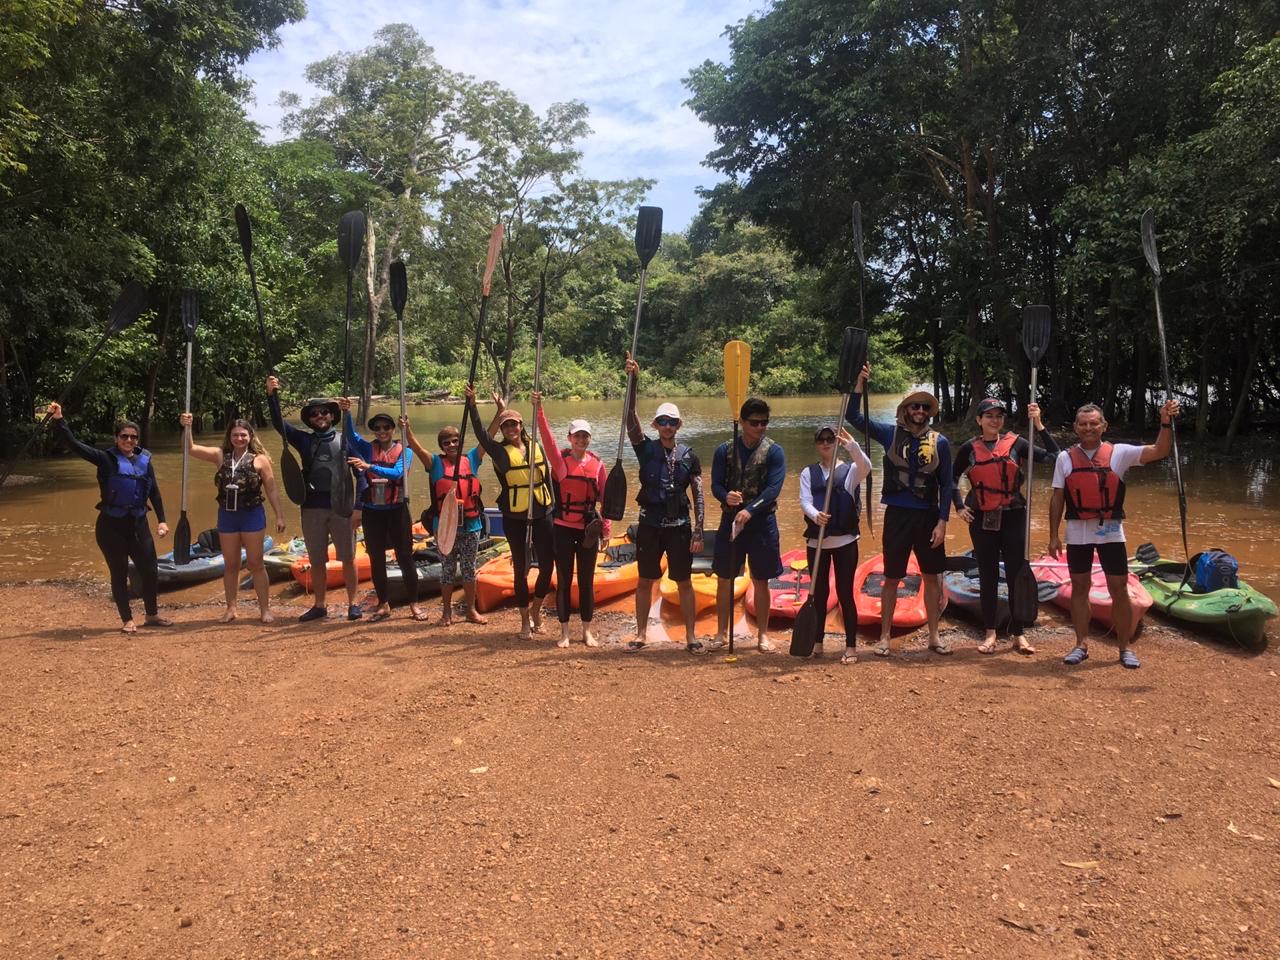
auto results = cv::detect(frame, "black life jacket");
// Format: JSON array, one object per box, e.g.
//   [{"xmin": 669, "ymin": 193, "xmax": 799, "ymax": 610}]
[
  {"xmin": 803, "ymin": 461, "xmax": 861, "ymax": 540},
  {"xmin": 881, "ymin": 427, "xmax": 941, "ymax": 503},
  {"xmin": 303, "ymin": 430, "xmax": 344, "ymax": 495},
  {"xmin": 1064, "ymin": 443, "xmax": 1126, "ymax": 522},
  {"xmin": 725, "ymin": 436, "xmax": 777, "ymax": 514},
  {"xmin": 638, "ymin": 441, "xmax": 695, "ymax": 515}
]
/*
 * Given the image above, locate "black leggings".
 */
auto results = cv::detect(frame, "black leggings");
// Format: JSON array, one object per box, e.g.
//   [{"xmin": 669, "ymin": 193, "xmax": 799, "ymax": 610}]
[
  {"xmin": 363, "ymin": 503, "xmax": 416, "ymax": 604},
  {"xmin": 968, "ymin": 508, "xmax": 1028, "ymax": 634},
  {"xmin": 96, "ymin": 513, "xmax": 158, "ymax": 623},
  {"xmin": 504, "ymin": 514, "xmax": 555, "ymax": 606},
  {"xmin": 553, "ymin": 523, "xmax": 598, "ymax": 623},
  {"xmin": 806, "ymin": 540, "xmax": 859, "ymax": 646}
]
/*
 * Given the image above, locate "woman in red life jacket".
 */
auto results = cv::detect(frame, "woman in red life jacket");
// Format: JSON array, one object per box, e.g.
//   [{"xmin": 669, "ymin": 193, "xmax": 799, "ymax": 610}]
[
  {"xmin": 533, "ymin": 391, "xmax": 612, "ymax": 648},
  {"xmin": 952, "ymin": 398, "xmax": 1059, "ymax": 653},
  {"xmin": 340, "ymin": 400, "xmax": 426, "ymax": 623},
  {"xmin": 401, "ymin": 396, "xmax": 504, "ymax": 626},
  {"xmin": 180, "ymin": 413, "xmax": 287, "ymax": 623}
]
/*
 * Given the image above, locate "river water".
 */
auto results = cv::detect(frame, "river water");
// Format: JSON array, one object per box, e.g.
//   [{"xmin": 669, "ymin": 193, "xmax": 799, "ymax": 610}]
[{"xmin": 3, "ymin": 394, "xmax": 1279, "ymax": 613}]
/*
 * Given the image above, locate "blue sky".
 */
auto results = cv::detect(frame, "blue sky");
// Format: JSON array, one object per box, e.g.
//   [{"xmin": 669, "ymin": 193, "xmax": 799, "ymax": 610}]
[{"xmin": 243, "ymin": 0, "xmax": 766, "ymax": 230}]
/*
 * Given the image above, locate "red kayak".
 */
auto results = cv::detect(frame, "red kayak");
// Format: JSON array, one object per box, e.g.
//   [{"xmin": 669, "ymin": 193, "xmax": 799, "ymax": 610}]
[
  {"xmin": 1031, "ymin": 554, "xmax": 1152, "ymax": 629},
  {"xmin": 853, "ymin": 553, "xmax": 946, "ymax": 628},
  {"xmin": 746, "ymin": 547, "xmax": 835, "ymax": 621}
]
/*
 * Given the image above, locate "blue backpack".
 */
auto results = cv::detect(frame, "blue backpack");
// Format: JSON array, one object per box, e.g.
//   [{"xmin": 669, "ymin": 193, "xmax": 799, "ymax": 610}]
[{"xmin": 1194, "ymin": 549, "xmax": 1239, "ymax": 592}]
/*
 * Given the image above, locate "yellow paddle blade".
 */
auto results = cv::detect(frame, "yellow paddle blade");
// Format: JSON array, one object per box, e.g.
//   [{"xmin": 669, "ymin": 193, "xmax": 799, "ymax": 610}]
[{"xmin": 723, "ymin": 339, "xmax": 752, "ymax": 419}]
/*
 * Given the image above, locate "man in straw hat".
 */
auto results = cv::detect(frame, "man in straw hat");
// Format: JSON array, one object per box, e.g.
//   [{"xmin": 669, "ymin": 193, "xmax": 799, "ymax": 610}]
[
  {"xmin": 267, "ymin": 376, "xmax": 365, "ymax": 622},
  {"xmin": 847, "ymin": 364, "xmax": 956, "ymax": 656}
]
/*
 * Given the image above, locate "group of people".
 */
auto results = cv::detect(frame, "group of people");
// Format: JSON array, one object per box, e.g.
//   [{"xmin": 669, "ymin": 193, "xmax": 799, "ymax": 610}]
[{"xmin": 51, "ymin": 352, "xmax": 1181, "ymax": 670}]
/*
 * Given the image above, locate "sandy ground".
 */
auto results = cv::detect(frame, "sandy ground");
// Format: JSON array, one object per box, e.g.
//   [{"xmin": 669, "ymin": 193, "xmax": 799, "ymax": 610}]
[{"xmin": 1, "ymin": 581, "xmax": 1278, "ymax": 960}]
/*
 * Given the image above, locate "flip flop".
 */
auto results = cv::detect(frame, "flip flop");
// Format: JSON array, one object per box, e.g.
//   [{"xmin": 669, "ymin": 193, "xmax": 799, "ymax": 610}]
[
  {"xmin": 840, "ymin": 648, "xmax": 857, "ymax": 665},
  {"xmin": 873, "ymin": 638, "xmax": 891, "ymax": 658},
  {"xmin": 1119, "ymin": 649, "xmax": 1141, "ymax": 669},
  {"xmin": 976, "ymin": 638, "xmax": 998, "ymax": 655},
  {"xmin": 929, "ymin": 640, "xmax": 953, "ymax": 655},
  {"xmin": 1063, "ymin": 645, "xmax": 1089, "ymax": 665},
  {"xmin": 410, "ymin": 608, "xmax": 430, "ymax": 622},
  {"xmin": 368, "ymin": 609, "xmax": 392, "ymax": 623}
]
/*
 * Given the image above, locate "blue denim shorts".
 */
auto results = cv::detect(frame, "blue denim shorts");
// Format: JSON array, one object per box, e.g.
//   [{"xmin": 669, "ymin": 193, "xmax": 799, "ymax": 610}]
[
  {"xmin": 217, "ymin": 503, "xmax": 266, "ymax": 534},
  {"xmin": 713, "ymin": 511, "xmax": 783, "ymax": 580}
]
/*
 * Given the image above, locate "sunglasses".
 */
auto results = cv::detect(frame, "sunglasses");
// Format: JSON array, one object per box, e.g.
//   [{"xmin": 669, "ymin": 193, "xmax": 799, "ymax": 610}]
[
  {"xmin": 441, "ymin": 438, "xmax": 460, "ymax": 447},
  {"xmin": 815, "ymin": 435, "xmax": 836, "ymax": 444},
  {"xmin": 907, "ymin": 403, "xmax": 931, "ymax": 412},
  {"xmin": 655, "ymin": 416, "xmax": 679, "ymax": 427},
  {"xmin": 745, "ymin": 418, "xmax": 769, "ymax": 427},
  {"xmin": 117, "ymin": 433, "xmax": 139, "ymax": 441},
  {"xmin": 373, "ymin": 424, "xmax": 394, "ymax": 431}
]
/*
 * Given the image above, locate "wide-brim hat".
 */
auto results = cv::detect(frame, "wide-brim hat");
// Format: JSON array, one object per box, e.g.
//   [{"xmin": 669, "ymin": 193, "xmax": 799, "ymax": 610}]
[
  {"xmin": 897, "ymin": 390, "xmax": 939, "ymax": 419},
  {"xmin": 367, "ymin": 412, "xmax": 396, "ymax": 430},
  {"xmin": 301, "ymin": 398, "xmax": 341, "ymax": 423}
]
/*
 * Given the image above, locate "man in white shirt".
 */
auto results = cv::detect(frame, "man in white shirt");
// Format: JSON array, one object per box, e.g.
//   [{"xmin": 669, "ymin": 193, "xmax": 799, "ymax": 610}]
[{"xmin": 1048, "ymin": 398, "xmax": 1180, "ymax": 668}]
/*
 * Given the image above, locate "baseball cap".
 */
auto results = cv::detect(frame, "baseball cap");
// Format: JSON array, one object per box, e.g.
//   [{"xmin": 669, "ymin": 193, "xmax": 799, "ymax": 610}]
[
  {"xmin": 976, "ymin": 397, "xmax": 1007, "ymax": 415},
  {"xmin": 496, "ymin": 409, "xmax": 523, "ymax": 427},
  {"xmin": 568, "ymin": 418, "xmax": 592, "ymax": 436},
  {"xmin": 653, "ymin": 402, "xmax": 681, "ymax": 422},
  {"xmin": 367, "ymin": 412, "xmax": 396, "ymax": 430},
  {"xmin": 814, "ymin": 426, "xmax": 837, "ymax": 441}
]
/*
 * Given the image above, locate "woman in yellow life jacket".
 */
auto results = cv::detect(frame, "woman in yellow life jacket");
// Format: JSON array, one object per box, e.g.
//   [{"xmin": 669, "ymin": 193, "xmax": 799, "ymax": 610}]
[{"xmin": 467, "ymin": 385, "xmax": 555, "ymax": 640}]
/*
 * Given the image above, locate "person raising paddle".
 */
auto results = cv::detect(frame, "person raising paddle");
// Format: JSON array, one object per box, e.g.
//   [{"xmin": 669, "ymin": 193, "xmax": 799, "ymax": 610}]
[
  {"xmin": 846, "ymin": 364, "xmax": 955, "ymax": 657},
  {"xmin": 952, "ymin": 398, "xmax": 1060, "ymax": 654},
  {"xmin": 47, "ymin": 402, "xmax": 172, "ymax": 633},
  {"xmin": 1049, "ymin": 399, "xmax": 1180, "ymax": 670}
]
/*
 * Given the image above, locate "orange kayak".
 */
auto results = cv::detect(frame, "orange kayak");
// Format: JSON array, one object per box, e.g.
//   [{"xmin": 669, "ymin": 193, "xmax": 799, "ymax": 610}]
[
  {"xmin": 290, "ymin": 542, "xmax": 372, "ymax": 592},
  {"xmin": 853, "ymin": 553, "xmax": 946, "ymax": 628}
]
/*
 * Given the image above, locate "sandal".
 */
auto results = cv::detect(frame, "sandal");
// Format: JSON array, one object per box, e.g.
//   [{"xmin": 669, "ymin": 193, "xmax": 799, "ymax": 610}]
[
  {"xmin": 143, "ymin": 616, "xmax": 173, "ymax": 627},
  {"xmin": 929, "ymin": 639, "xmax": 953, "ymax": 655},
  {"xmin": 840, "ymin": 648, "xmax": 857, "ymax": 665},
  {"xmin": 410, "ymin": 606, "xmax": 430, "ymax": 622},
  {"xmin": 686, "ymin": 640, "xmax": 707, "ymax": 656},
  {"xmin": 1014, "ymin": 637, "xmax": 1036, "ymax": 655},
  {"xmin": 1119, "ymin": 649, "xmax": 1141, "ymax": 669},
  {"xmin": 873, "ymin": 638, "xmax": 891, "ymax": 658},
  {"xmin": 368, "ymin": 609, "xmax": 392, "ymax": 623},
  {"xmin": 976, "ymin": 638, "xmax": 998, "ymax": 655},
  {"xmin": 1063, "ymin": 645, "xmax": 1089, "ymax": 665}
]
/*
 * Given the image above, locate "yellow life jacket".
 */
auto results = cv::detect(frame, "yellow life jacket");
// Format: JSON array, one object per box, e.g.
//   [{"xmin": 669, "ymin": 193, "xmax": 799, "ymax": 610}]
[{"xmin": 500, "ymin": 441, "xmax": 553, "ymax": 515}]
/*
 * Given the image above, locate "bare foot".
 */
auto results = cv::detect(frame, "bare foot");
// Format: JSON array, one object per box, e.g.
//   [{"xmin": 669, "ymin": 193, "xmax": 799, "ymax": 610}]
[
  {"xmin": 556, "ymin": 637, "xmax": 570, "ymax": 648},
  {"xmin": 712, "ymin": 632, "xmax": 728, "ymax": 648},
  {"xmin": 260, "ymin": 611, "xmax": 275, "ymax": 624},
  {"xmin": 757, "ymin": 635, "xmax": 775, "ymax": 653},
  {"xmin": 439, "ymin": 613, "xmax": 453, "ymax": 626},
  {"xmin": 220, "ymin": 609, "xmax": 237, "ymax": 624},
  {"xmin": 410, "ymin": 604, "xmax": 429, "ymax": 622},
  {"xmin": 1014, "ymin": 636, "xmax": 1036, "ymax": 655},
  {"xmin": 530, "ymin": 606, "xmax": 546, "ymax": 634},
  {"xmin": 466, "ymin": 612, "xmax": 488, "ymax": 625},
  {"xmin": 583, "ymin": 628, "xmax": 599, "ymax": 648},
  {"xmin": 121, "ymin": 620, "xmax": 137, "ymax": 634}
]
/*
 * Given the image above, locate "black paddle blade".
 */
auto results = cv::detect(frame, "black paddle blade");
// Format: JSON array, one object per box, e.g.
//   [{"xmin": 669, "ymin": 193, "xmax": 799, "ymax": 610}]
[
  {"xmin": 333, "ymin": 468, "xmax": 355, "ymax": 518},
  {"xmin": 789, "ymin": 600, "xmax": 819, "ymax": 657},
  {"xmin": 851, "ymin": 201, "xmax": 865, "ymax": 268},
  {"xmin": 601, "ymin": 461, "xmax": 627, "ymax": 521},
  {"xmin": 535, "ymin": 271, "xmax": 546, "ymax": 335},
  {"xmin": 281, "ymin": 452, "xmax": 306, "ymax": 505},
  {"xmin": 180, "ymin": 288, "xmax": 200, "ymax": 341},
  {"xmin": 108, "ymin": 280, "xmax": 149, "ymax": 334},
  {"xmin": 173, "ymin": 516, "xmax": 192, "ymax": 566},
  {"xmin": 1021, "ymin": 305, "xmax": 1051, "ymax": 364},
  {"xmin": 389, "ymin": 260, "xmax": 408, "ymax": 315},
  {"xmin": 338, "ymin": 210, "xmax": 366, "ymax": 269},
  {"xmin": 838, "ymin": 326, "xmax": 867, "ymax": 393},
  {"xmin": 1009, "ymin": 566, "xmax": 1040, "ymax": 626},
  {"xmin": 234, "ymin": 203, "xmax": 253, "ymax": 261},
  {"xmin": 635, "ymin": 206, "xmax": 663, "ymax": 268},
  {"xmin": 1134, "ymin": 542, "xmax": 1161, "ymax": 566},
  {"xmin": 1140, "ymin": 208, "xmax": 1161, "ymax": 278}
]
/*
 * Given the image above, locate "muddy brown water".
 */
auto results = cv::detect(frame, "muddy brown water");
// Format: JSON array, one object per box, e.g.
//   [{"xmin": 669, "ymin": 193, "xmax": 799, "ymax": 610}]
[{"xmin": 3, "ymin": 394, "xmax": 1278, "ymax": 624}]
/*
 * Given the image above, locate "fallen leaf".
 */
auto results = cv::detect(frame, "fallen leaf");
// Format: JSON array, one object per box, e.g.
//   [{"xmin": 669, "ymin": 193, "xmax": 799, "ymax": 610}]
[
  {"xmin": 1268, "ymin": 777, "xmax": 1280, "ymax": 790},
  {"xmin": 1060, "ymin": 860, "xmax": 1100, "ymax": 869}
]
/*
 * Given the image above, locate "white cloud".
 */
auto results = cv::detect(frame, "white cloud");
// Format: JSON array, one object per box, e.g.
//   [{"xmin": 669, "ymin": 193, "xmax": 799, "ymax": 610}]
[{"xmin": 243, "ymin": 0, "xmax": 765, "ymax": 227}]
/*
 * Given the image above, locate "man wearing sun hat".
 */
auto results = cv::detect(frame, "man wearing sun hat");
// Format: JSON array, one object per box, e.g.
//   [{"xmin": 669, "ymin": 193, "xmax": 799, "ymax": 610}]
[
  {"xmin": 846, "ymin": 363, "xmax": 956, "ymax": 657},
  {"xmin": 267, "ymin": 375, "xmax": 365, "ymax": 622},
  {"xmin": 622, "ymin": 353, "xmax": 707, "ymax": 654}
]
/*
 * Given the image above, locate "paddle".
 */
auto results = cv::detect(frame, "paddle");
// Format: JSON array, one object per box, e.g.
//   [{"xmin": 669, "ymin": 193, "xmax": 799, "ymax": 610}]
[
  {"xmin": 0, "ymin": 281, "xmax": 149, "ymax": 490},
  {"xmin": 235, "ymin": 203, "xmax": 305, "ymax": 505},
  {"xmin": 851, "ymin": 202, "xmax": 874, "ymax": 533},
  {"xmin": 723, "ymin": 339, "xmax": 752, "ymax": 658},
  {"xmin": 1009, "ymin": 305, "xmax": 1052, "ymax": 626},
  {"xmin": 1141, "ymin": 208, "xmax": 1191, "ymax": 584},
  {"xmin": 439, "ymin": 221, "xmax": 504, "ymax": 557},
  {"xmin": 174, "ymin": 289, "xmax": 201, "ymax": 565},
  {"xmin": 389, "ymin": 260, "xmax": 409, "ymax": 496},
  {"xmin": 790, "ymin": 327, "xmax": 863, "ymax": 657},
  {"xmin": 334, "ymin": 210, "xmax": 366, "ymax": 519},
  {"xmin": 524, "ymin": 272, "xmax": 548, "ymax": 568},
  {"xmin": 602, "ymin": 205, "xmax": 663, "ymax": 521}
]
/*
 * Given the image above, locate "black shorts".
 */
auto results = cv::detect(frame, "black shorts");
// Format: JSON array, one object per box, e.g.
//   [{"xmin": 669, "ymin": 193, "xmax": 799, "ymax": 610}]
[
  {"xmin": 881, "ymin": 505, "xmax": 946, "ymax": 579},
  {"xmin": 1066, "ymin": 542, "xmax": 1128, "ymax": 577},
  {"xmin": 635, "ymin": 523, "xmax": 694, "ymax": 581}
]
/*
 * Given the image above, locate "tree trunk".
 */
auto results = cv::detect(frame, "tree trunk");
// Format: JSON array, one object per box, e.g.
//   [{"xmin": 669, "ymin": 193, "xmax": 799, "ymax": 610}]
[
  {"xmin": 1128, "ymin": 326, "xmax": 1147, "ymax": 424},
  {"xmin": 1223, "ymin": 329, "xmax": 1262, "ymax": 453},
  {"xmin": 1195, "ymin": 329, "xmax": 1210, "ymax": 440},
  {"xmin": 963, "ymin": 300, "xmax": 983, "ymax": 421},
  {"xmin": 933, "ymin": 314, "xmax": 950, "ymax": 419},
  {"xmin": 1104, "ymin": 277, "xmax": 1120, "ymax": 421},
  {"xmin": 140, "ymin": 299, "xmax": 172, "ymax": 447}
]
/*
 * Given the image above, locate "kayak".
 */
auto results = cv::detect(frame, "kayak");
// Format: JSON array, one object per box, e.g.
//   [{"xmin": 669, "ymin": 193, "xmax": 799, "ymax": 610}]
[
  {"xmin": 474, "ymin": 549, "xmax": 555, "ymax": 612},
  {"xmin": 1031, "ymin": 554, "xmax": 1152, "ymax": 630},
  {"xmin": 134, "ymin": 534, "xmax": 274, "ymax": 590},
  {"xmin": 570, "ymin": 539, "xmax": 643, "ymax": 608},
  {"xmin": 853, "ymin": 553, "xmax": 946, "ymax": 628},
  {"xmin": 657, "ymin": 528, "xmax": 744, "ymax": 613},
  {"xmin": 1130, "ymin": 552, "xmax": 1277, "ymax": 650},
  {"xmin": 745, "ymin": 547, "xmax": 835, "ymax": 621},
  {"xmin": 263, "ymin": 537, "xmax": 308, "ymax": 582},
  {"xmin": 942, "ymin": 554, "xmax": 1058, "ymax": 627},
  {"xmin": 383, "ymin": 537, "xmax": 506, "ymax": 605},
  {"xmin": 291, "ymin": 542, "xmax": 373, "ymax": 592}
]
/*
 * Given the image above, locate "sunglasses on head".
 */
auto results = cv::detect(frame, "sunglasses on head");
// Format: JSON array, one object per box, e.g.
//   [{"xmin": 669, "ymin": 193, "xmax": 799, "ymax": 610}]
[
  {"xmin": 745, "ymin": 418, "xmax": 769, "ymax": 427},
  {"xmin": 907, "ymin": 403, "xmax": 930, "ymax": 412},
  {"xmin": 655, "ymin": 416, "xmax": 678, "ymax": 427}
]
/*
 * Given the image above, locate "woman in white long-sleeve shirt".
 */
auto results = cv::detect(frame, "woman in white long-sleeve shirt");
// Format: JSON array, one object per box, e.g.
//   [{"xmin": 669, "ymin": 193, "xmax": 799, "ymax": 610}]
[{"xmin": 798, "ymin": 426, "xmax": 873, "ymax": 663}]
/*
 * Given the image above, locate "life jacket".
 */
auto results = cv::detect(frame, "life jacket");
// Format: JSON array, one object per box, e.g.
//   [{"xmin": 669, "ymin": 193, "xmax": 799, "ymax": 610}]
[
  {"xmin": 881, "ymin": 427, "xmax": 941, "ymax": 503},
  {"xmin": 965, "ymin": 433, "xmax": 1022, "ymax": 512},
  {"xmin": 430, "ymin": 455, "xmax": 483, "ymax": 525},
  {"xmin": 362, "ymin": 441, "xmax": 405, "ymax": 508},
  {"xmin": 101, "ymin": 448, "xmax": 151, "ymax": 517},
  {"xmin": 498, "ymin": 441, "xmax": 552, "ymax": 516},
  {"xmin": 302, "ymin": 430, "xmax": 344, "ymax": 495},
  {"xmin": 1063, "ymin": 442, "xmax": 1126, "ymax": 522},
  {"xmin": 215, "ymin": 451, "xmax": 265, "ymax": 509},
  {"xmin": 803, "ymin": 461, "xmax": 860, "ymax": 540},
  {"xmin": 556, "ymin": 448, "xmax": 601, "ymax": 524},
  {"xmin": 638, "ymin": 440, "xmax": 696, "ymax": 523},
  {"xmin": 726, "ymin": 436, "xmax": 777, "ymax": 514}
]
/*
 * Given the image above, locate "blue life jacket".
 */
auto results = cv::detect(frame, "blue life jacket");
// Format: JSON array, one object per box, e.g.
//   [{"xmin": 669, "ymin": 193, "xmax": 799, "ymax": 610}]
[
  {"xmin": 638, "ymin": 441, "xmax": 695, "ymax": 514},
  {"xmin": 102, "ymin": 448, "xmax": 151, "ymax": 517},
  {"xmin": 803, "ymin": 461, "xmax": 860, "ymax": 540}
]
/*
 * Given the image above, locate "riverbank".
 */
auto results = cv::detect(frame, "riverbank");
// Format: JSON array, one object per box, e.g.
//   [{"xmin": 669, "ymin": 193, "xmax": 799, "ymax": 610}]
[{"xmin": 2, "ymin": 580, "xmax": 1277, "ymax": 959}]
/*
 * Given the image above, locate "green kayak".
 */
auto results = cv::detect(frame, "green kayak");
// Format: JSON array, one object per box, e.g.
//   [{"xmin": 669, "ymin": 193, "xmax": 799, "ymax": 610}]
[{"xmin": 1130, "ymin": 553, "xmax": 1277, "ymax": 651}]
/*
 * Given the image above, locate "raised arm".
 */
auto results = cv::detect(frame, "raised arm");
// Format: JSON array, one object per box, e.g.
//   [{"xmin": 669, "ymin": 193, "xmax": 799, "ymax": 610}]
[
  {"xmin": 1137, "ymin": 399, "xmax": 1180, "ymax": 465},
  {"xmin": 179, "ymin": 413, "xmax": 223, "ymax": 464},
  {"xmin": 399, "ymin": 416, "xmax": 434, "ymax": 469},
  {"xmin": 841, "ymin": 430, "xmax": 872, "ymax": 489},
  {"xmin": 533, "ymin": 396, "xmax": 568, "ymax": 482},
  {"xmin": 47, "ymin": 404, "xmax": 110, "ymax": 468},
  {"xmin": 846, "ymin": 363, "xmax": 897, "ymax": 449},
  {"xmin": 624, "ymin": 353, "xmax": 645, "ymax": 445},
  {"xmin": 1026, "ymin": 402, "xmax": 1061, "ymax": 463},
  {"xmin": 339, "ymin": 403, "xmax": 373, "ymax": 461}
]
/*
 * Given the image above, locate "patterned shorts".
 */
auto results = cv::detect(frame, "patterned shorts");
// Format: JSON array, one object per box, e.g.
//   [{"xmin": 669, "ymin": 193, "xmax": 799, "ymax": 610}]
[{"xmin": 442, "ymin": 528, "xmax": 480, "ymax": 584}]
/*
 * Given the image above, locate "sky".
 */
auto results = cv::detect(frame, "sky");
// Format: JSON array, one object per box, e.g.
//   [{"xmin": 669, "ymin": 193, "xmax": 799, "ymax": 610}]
[{"xmin": 242, "ymin": 0, "xmax": 766, "ymax": 230}]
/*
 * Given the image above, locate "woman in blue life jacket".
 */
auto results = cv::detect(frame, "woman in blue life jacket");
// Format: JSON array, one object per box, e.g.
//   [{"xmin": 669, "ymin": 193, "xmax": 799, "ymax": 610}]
[
  {"xmin": 47, "ymin": 401, "xmax": 172, "ymax": 633},
  {"xmin": 180, "ymin": 413, "xmax": 287, "ymax": 623}
]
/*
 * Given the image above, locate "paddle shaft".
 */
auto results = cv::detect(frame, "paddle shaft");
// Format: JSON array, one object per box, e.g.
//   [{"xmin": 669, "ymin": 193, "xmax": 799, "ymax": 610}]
[
  {"xmin": 396, "ymin": 302, "xmax": 408, "ymax": 489},
  {"xmin": 526, "ymin": 326, "xmax": 545, "ymax": 565},
  {"xmin": 855, "ymin": 268, "xmax": 873, "ymax": 534},
  {"xmin": 809, "ymin": 392, "xmax": 853, "ymax": 598},
  {"xmin": 1023, "ymin": 366, "xmax": 1038, "ymax": 548},
  {"xmin": 1150, "ymin": 273, "xmax": 1191, "ymax": 566},
  {"xmin": 452, "ymin": 295, "xmax": 490, "ymax": 482},
  {"xmin": 181, "ymin": 339, "xmax": 193, "ymax": 513},
  {"xmin": 728, "ymin": 416, "xmax": 738, "ymax": 656},
  {"xmin": 613, "ymin": 266, "xmax": 650, "ymax": 464}
]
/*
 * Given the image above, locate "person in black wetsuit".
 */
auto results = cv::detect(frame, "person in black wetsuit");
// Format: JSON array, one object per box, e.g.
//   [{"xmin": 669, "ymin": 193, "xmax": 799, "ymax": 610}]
[{"xmin": 47, "ymin": 402, "xmax": 172, "ymax": 633}]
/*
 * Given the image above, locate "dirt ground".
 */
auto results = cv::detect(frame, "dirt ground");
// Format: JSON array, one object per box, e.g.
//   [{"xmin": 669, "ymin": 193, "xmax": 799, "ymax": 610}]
[{"xmin": 1, "ymin": 581, "xmax": 1278, "ymax": 960}]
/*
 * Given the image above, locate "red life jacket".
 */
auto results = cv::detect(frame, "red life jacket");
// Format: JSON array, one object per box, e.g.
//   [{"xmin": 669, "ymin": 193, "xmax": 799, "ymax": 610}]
[
  {"xmin": 363, "ymin": 441, "xmax": 405, "ymax": 507},
  {"xmin": 965, "ymin": 433, "xmax": 1021, "ymax": 512},
  {"xmin": 1063, "ymin": 442, "xmax": 1126, "ymax": 521},
  {"xmin": 432, "ymin": 454, "xmax": 483, "ymax": 520},
  {"xmin": 556, "ymin": 448, "xmax": 601, "ymax": 524}
]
